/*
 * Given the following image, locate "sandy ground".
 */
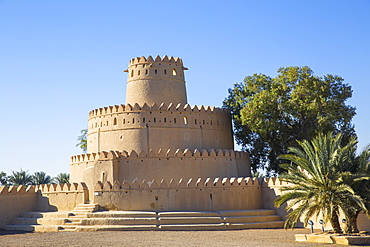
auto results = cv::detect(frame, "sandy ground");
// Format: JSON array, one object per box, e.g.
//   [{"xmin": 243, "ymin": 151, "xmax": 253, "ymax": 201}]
[{"xmin": 0, "ymin": 228, "xmax": 349, "ymax": 247}]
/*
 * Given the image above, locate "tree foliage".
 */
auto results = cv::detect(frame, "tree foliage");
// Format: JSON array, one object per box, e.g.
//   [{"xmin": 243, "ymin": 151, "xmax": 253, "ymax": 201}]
[
  {"xmin": 8, "ymin": 169, "xmax": 33, "ymax": 186},
  {"xmin": 0, "ymin": 171, "xmax": 8, "ymax": 186},
  {"xmin": 224, "ymin": 66, "xmax": 356, "ymax": 174},
  {"xmin": 76, "ymin": 129, "xmax": 88, "ymax": 153},
  {"xmin": 55, "ymin": 173, "xmax": 70, "ymax": 184},
  {"xmin": 274, "ymin": 133, "xmax": 368, "ymax": 233},
  {"xmin": 31, "ymin": 171, "xmax": 54, "ymax": 185}
]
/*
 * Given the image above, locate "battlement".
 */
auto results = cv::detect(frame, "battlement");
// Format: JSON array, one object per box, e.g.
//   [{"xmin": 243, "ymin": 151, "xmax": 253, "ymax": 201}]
[
  {"xmin": 128, "ymin": 55, "xmax": 184, "ymax": 67},
  {"xmin": 70, "ymin": 148, "xmax": 247, "ymax": 163},
  {"xmin": 0, "ymin": 183, "xmax": 88, "ymax": 195},
  {"xmin": 88, "ymin": 103, "xmax": 229, "ymax": 118},
  {"xmin": 94, "ymin": 177, "xmax": 263, "ymax": 191},
  {"xmin": 0, "ymin": 185, "xmax": 37, "ymax": 195}
]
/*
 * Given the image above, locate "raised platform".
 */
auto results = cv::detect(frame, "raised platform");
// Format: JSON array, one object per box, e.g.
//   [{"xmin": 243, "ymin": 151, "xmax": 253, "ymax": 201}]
[
  {"xmin": 3, "ymin": 205, "xmax": 284, "ymax": 232},
  {"xmin": 296, "ymin": 233, "xmax": 370, "ymax": 245}
]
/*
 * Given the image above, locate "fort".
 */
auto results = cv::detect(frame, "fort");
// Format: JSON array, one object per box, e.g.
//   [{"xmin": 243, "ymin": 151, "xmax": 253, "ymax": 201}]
[{"xmin": 1, "ymin": 55, "xmax": 369, "ymax": 232}]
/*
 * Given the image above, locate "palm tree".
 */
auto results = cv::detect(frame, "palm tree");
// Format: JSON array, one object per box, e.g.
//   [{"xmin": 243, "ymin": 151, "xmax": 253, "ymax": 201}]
[
  {"xmin": 31, "ymin": 171, "xmax": 54, "ymax": 185},
  {"xmin": 337, "ymin": 144, "xmax": 370, "ymax": 233},
  {"xmin": 274, "ymin": 133, "xmax": 366, "ymax": 233},
  {"xmin": 8, "ymin": 169, "xmax": 33, "ymax": 186},
  {"xmin": 54, "ymin": 173, "xmax": 70, "ymax": 184},
  {"xmin": 76, "ymin": 129, "xmax": 88, "ymax": 153}
]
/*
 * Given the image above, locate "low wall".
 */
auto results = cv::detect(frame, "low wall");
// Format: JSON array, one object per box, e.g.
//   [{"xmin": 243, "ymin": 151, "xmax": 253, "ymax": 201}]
[
  {"xmin": 93, "ymin": 177, "xmax": 262, "ymax": 211},
  {"xmin": 0, "ymin": 182, "xmax": 88, "ymax": 228},
  {"xmin": 261, "ymin": 177, "xmax": 290, "ymax": 219},
  {"xmin": 0, "ymin": 185, "xmax": 38, "ymax": 228},
  {"xmin": 36, "ymin": 182, "xmax": 89, "ymax": 212}
]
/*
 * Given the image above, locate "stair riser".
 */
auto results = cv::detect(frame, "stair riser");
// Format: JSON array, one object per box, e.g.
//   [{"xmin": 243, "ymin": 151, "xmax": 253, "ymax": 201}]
[
  {"xmin": 225, "ymin": 215, "xmax": 282, "ymax": 223},
  {"xmin": 159, "ymin": 218, "xmax": 223, "ymax": 224},
  {"xmin": 80, "ymin": 218, "xmax": 157, "ymax": 225},
  {"xmin": 220, "ymin": 210, "xmax": 277, "ymax": 217},
  {"xmin": 158, "ymin": 212, "xmax": 220, "ymax": 217}
]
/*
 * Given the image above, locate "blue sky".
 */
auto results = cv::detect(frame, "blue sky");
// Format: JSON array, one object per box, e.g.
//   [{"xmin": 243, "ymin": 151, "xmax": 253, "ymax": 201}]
[{"xmin": 1, "ymin": 0, "xmax": 369, "ymax": 177}]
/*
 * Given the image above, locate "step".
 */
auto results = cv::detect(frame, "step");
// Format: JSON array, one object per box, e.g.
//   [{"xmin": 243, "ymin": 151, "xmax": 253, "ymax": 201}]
[
  {"xmin": 19, "ymin": 212, "xmax": 72, "ymax": 218},
  {"xmin": 79, "ymin": 217, "xmax": 157, "ymax": 226},
  {"xmin": 74, "ymin": 225, "xmax": 158, "ymax": 232},
  {"xmin": 227, "ymin": 221, "xmax": 286, "ymax": 230},
  {"xmin": 218, "ymin": 209, "xmax": 278, "ymax": 217},
  {"xmin": 159, "ymin": 223, "xmax": 226, "ymax": 231},
  {"xmin": 158, "ymin": 211, "xmax": 220, "ymax": 217},
  {"xmin": 11, "ymin": 217, "xmax": 66, "ymax": 225},
  {"xmin": 159, "ymin": 216, "xmax": 223, "ymax": 225},
  {"xmin": 3, "ymin": 224, "xmax": 61, "ymax": 232},
  {"xmin": 89, "ymin": 211, "xmax": 156, "ymax": 218},
  {"xmin": 224, "ymin": 215, "xmax": 282, "ymax": 223}
]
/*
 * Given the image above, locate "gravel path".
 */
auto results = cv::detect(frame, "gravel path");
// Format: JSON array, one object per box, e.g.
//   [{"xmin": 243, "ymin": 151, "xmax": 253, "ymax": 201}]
[{"xmin": 0, "ymin": 228, "xmax": 348, "ymax": 247}]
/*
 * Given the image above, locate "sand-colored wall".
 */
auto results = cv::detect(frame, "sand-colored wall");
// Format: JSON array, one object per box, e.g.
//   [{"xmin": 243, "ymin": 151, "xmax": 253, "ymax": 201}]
[
  {"xmin": 87, "ymin": 103, "xmax": 234, "ymax": 153},
  {"xmin": 125, "ymin": 55, "xmax": 187, "ymax": 106},
  {"xmin": 70, "ymin": 148, "xmax": 251, "ymax": 200},
  {"xmin": 36, "ymin": 183, "xmax": 89, "ymax": 212},
  {"xmin": 94, "ymin": 177, "xmax": 262, "ymax": 211},
  {"xmin": 0, "ymin": 183, "xmax": 88, "ymax": 228},
  {"xmin": 0, "ymin": 185, "xmax": 38, "ymax": 228}
]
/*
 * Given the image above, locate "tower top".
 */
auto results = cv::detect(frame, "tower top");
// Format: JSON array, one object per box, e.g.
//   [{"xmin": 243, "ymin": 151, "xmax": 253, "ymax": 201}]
[
  {"xmin": 124, "ymin": 55, "xmax": 188, "ymax": 106},
  {"xmin": 128, "ymin": 55, "xmax": 186, "ymax": 67}
]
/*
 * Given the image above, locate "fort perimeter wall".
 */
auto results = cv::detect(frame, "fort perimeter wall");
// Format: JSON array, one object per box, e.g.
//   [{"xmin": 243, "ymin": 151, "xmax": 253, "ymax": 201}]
[{"xmin": 0, "ymin": 183, "xmax": 88, "ymax": 228}]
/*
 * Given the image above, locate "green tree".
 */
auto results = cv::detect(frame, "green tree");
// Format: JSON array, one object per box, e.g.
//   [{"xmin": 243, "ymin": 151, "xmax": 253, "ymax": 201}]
[
  {"xmin": 8, "ymin": 169, "xmax": 33, "ymax": 186},
  {"xmin": 223, "ymin": 66, "xmax": 356, "ymax": 174},
  {"xmin": 274, "ymin": 133, "xmax": 366, "ymax": 233},
  {"xmin": 54, "ymin": 173, "xmax": 70, "ymax": 184},
  {"xmin": 0, "ymin": 171, "xmax": 9, "ymax": 186},
  {"xmin": 76, "ymin": 129, "xmax": 88, "ymax": 153},
  {"xmin": 31, "ymin": 171, "xmax": 54, "ymax": 185}
]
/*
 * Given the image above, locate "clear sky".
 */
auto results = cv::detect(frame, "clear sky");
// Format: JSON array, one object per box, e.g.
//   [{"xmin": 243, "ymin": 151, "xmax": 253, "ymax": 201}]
[{"xmin": 1, "ymin": 0, "xmax": 369, "ymax": 177}]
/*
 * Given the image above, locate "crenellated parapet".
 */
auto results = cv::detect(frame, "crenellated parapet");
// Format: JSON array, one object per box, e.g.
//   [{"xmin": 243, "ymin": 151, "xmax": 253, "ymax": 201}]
[
  {"xmin": 0, "ymin": 185, "xmax": 37, "ymax": 195},
  {"xmin": 88, "ymin": 103, "xmax": 230, "ymax": 118},
  {"xmin": 70, "ymin": 148, "xmax": 248, "ymax": 164},
  {"xmin": 94, "ymin": 177, "xmax": 289, "ymax": 191},
  {"xmin": 128, "ymin": 55, "xmax": 184, "ymax": 66},
  {"xmin": 35, "ymin": 182, "xmax": 88, "ymax": 193},
  {"xmin": 0, "ymin": 183, "xmax": 88, "ymax": 195},
  {"xmin": 94, "ymin": 177, "xmax": 261, "ymax": 191}
]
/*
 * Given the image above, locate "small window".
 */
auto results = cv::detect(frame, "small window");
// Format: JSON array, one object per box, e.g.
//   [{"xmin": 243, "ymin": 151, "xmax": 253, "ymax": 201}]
[
  {"xmin": 131, "ymin": 70, "xmax": 134, "ymax": 77},
  {"xmin": 172, "ymin": 69, "xmax": 177, "ymax": 76},
  {"xmin": 154, "ymin": 117, "xmax": 156, "ymax": 123},
  {"xmin": 146, "ymin": 69, "xmax": 148, "ymax": 74},
  {"xmin": 138, "ymin": 70, "xmax": 140, "ymax": 76},
  {"xmin": 164, "ymin": 69, "xmax": 167, "ymax": 74},
  {"xmin": 164, "ymin": 118, "xmax": 166, "ymax": 123},
  {"xmin": 155, "ymin": 69, "xmax": 157, "ymax": 74},
  {"xmin": 113, "ymin": 118, "xmax": 117, "ymax": 125},
  {"xmin": 132, "ymin": 118, "xmax": 135, "ymax": 124},
  {"xmin": 123, "ymin": 119, "xmax": 126, "ymax": 124},
  {"xmin": 143, "ymin": 118, "xmax": 146, "ymax": 123},
  {"xmin": 174, "ymin": 118, "xmax": 177, "ymax": 124},
  {"xmin": 184, "ymin": 116, "xmax": 188, "ymax": 125},
  {"xmin": 203, "ymin": 120, "xmax": 205, "ymax": 125},
  {"xmin": 195, "ymin": 119, "xmax": 197, "ymax": 124}
]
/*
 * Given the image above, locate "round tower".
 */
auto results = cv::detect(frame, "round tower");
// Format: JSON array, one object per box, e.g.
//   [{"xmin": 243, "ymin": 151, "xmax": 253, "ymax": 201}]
[{"xmin": 124, "ymin": 55, "xmax": 188, "ymax": 106}]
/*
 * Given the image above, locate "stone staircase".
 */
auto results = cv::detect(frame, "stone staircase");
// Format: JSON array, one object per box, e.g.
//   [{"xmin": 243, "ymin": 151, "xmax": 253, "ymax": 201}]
[{"xmin": 3, "ymin": 205, "xmax": 285, "ymax": 232}]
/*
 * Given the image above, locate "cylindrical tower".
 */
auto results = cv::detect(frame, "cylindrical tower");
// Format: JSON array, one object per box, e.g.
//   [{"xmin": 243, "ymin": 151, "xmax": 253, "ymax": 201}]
[{"xmin": 124, "ymin": 55, "xmax": 188, "ymax": 106}]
